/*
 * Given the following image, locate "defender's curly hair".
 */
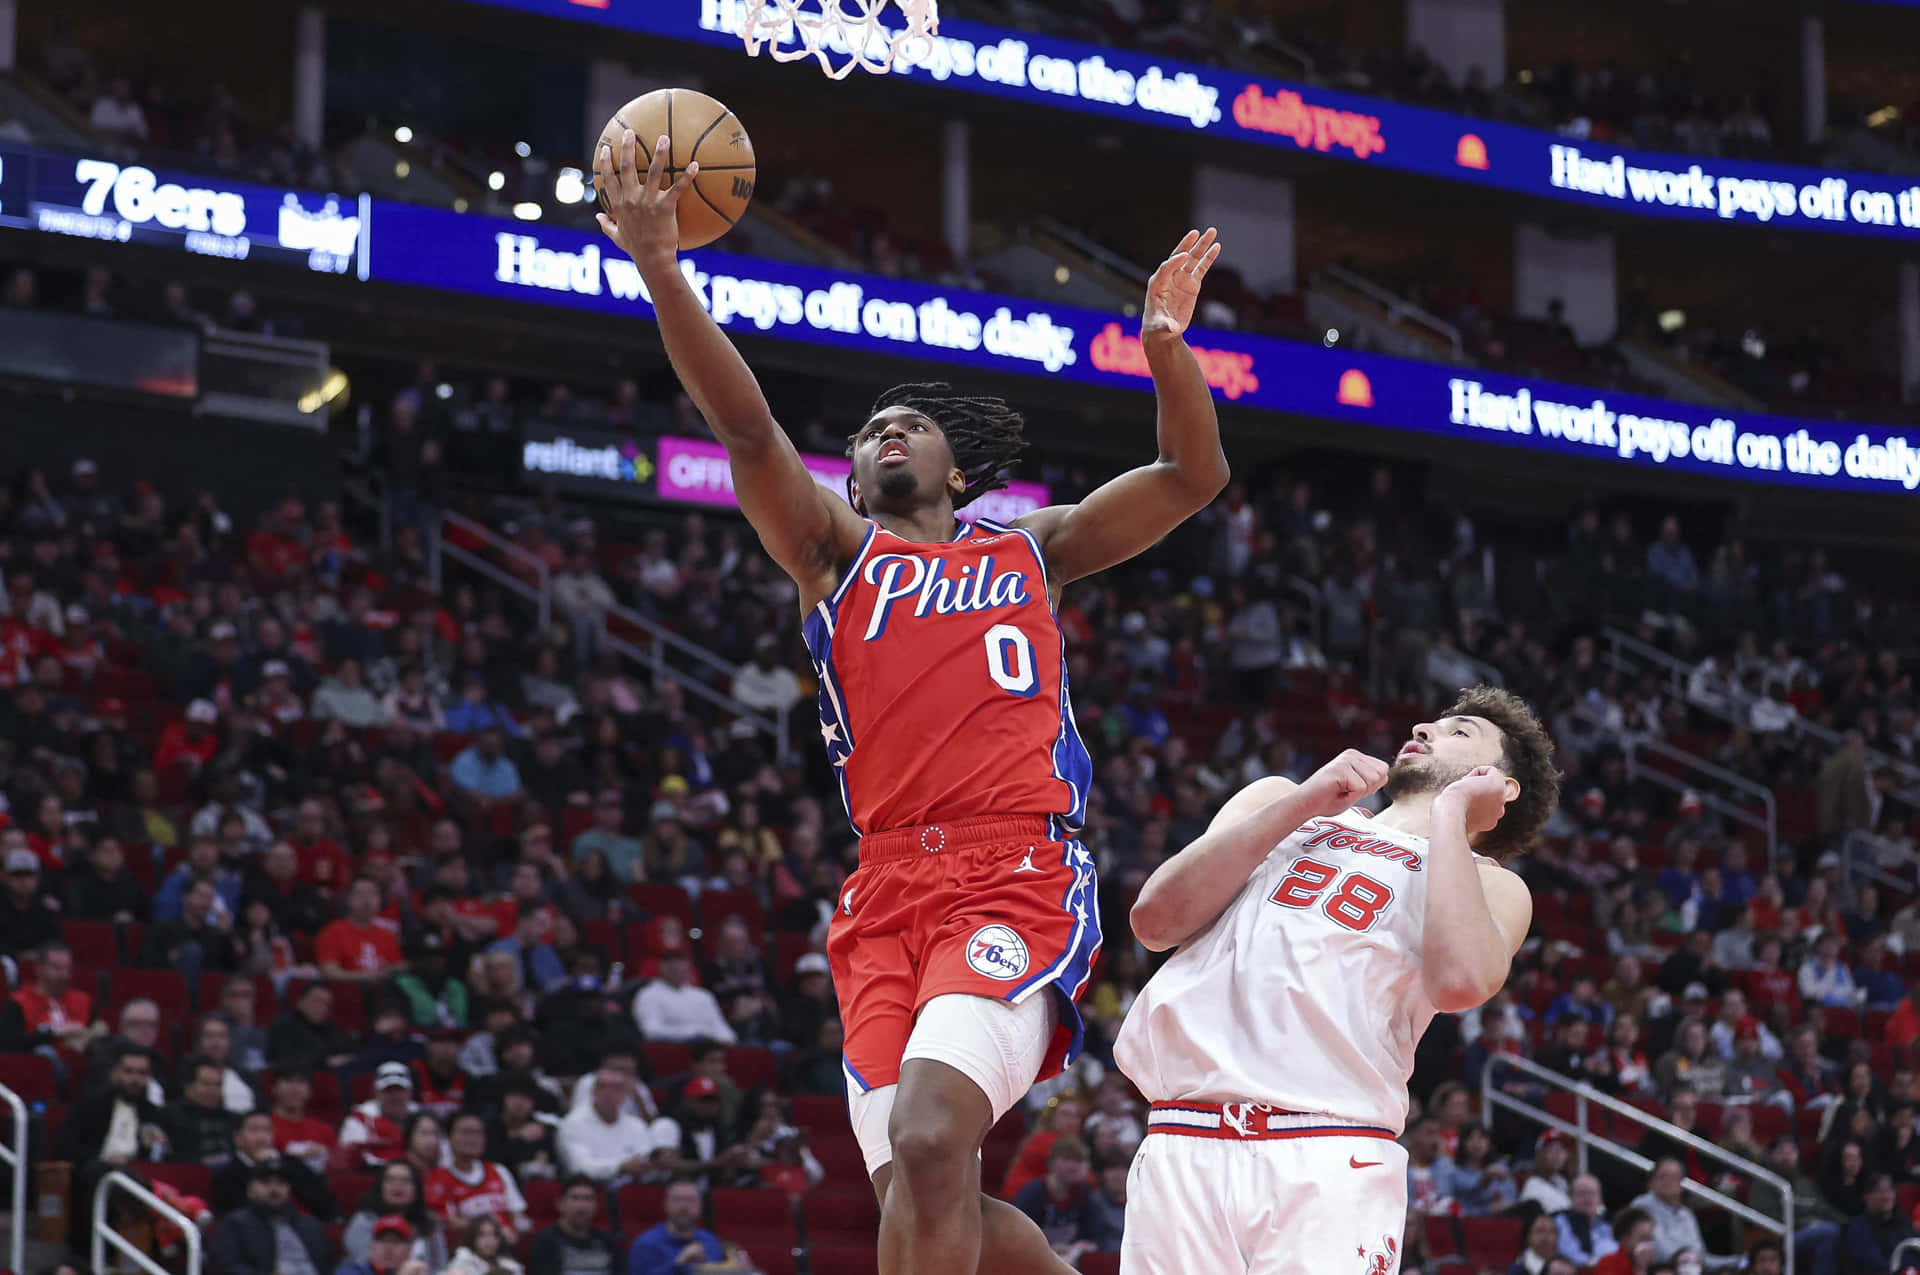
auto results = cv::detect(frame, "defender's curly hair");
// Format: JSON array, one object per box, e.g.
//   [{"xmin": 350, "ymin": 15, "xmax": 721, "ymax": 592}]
[
  {"xmin": 846, "ymin": 382, "xmax": 1027, "ymax": 511},
  {"xmin": 1441, "ymin": 684, "xmax": 1562, "ymax": 862}
]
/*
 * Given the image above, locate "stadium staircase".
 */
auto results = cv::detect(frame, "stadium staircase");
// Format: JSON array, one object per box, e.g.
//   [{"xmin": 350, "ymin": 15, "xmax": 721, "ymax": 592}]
[
  {"xmin": 1480, "ymin": 1055, "xmax": 1796, "ymax": 1273},
  {"xmin": 425, "ymin": 509, "xmax": 795, "ymax": 763}
]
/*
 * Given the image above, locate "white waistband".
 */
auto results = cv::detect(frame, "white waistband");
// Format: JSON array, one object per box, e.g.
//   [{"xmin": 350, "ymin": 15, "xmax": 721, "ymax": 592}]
[{"xmin": 1145, "ymin": 1104, "xmax": 1390, "ymax": 1135}]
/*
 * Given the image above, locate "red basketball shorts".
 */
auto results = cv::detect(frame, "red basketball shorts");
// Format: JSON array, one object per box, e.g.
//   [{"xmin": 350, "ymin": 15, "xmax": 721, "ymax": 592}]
[{"xmin": 826, "ymin": 814, "xmax": 1102, "ymax": 1094}]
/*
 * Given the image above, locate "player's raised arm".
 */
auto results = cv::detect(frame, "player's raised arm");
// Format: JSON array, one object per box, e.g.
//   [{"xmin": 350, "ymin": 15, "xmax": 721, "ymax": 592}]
[
  {"xmin": 597, "ymin": 131, "xmax": 865, "ymax": 594},
  {"xmin": 1017, "ymin": 229, "xmax": 1231, "ymax": 586},
  {"xmin": 1130, "ymin": 751, "xmax": 1389, "ymax": 951},
  {"xmin": 1422, "ymin": 766, "xmax": 1535, "ymax": 1012}
]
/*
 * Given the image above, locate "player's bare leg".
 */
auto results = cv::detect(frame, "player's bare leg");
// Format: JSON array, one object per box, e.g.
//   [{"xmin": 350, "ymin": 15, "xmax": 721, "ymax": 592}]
[
  {"xmin": 876, "ymin": 1059, "xmax": 1076, "ymax": 1275},
  {"xmin": 871, "ymin": 1163, "xmax": 1078, "ymax": 1275}
]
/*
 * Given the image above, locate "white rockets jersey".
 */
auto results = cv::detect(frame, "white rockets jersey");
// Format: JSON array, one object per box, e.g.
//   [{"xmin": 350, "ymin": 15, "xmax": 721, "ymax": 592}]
[{"xmin": 1115, "ymin": 805, "xmax": 1474, "ymax": 1134}]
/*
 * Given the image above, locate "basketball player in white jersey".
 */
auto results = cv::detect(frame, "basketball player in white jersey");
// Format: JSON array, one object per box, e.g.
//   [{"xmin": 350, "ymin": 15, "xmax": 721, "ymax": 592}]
[{"xmin": 1113, "ymin": 685, "xmax": 1561, "ymax": 1275}]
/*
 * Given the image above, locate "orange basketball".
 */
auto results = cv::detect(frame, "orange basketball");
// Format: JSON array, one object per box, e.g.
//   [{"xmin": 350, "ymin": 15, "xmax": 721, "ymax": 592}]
[{"xmin": 594, "ymin": 88, "xmax": 755, "ymax": 250}]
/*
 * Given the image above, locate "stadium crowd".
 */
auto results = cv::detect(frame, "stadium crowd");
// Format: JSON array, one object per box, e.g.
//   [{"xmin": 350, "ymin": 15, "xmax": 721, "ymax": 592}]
[{"xmin": 0, "ymin": 351, "xmax": 1914, "ymax": 1275}]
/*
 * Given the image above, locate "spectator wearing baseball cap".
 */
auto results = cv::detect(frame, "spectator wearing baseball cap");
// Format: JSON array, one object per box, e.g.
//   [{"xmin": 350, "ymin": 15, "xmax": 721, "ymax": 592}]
[
  {"xmin": 779, "ymin": 951, "xmax": 838, "ymax": 1047},
  {"xmin": 153, "ymin": 697, "xmax": 220, "ymax": 776},
  {"xmin": 0, "ymin": 845, "xmax": 59, "ymax": 957},
  {"xmin": 339, "ymin": 1061, "xmax": 420, "ymax": 1169},
  {"xmin": 333, "ymin": 1214, "xmax": 417, "ymax": 1275},
  {"xmin": 209, "ymin": 1155, "xmax": 336, "ymax": 1275}
]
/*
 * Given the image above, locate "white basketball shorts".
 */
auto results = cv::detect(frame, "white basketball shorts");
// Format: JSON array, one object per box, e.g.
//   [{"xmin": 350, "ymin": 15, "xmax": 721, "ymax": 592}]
[{"xmin": 1120, "ymin": 1105, "xmax": 1410, "ymax": 1275}]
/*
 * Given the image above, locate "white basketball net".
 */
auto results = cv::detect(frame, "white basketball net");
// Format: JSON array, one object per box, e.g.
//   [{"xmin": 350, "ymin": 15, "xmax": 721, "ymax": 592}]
[{"xmin": 739, "ymin": 0, "xmax": 940, "ymax": 80}]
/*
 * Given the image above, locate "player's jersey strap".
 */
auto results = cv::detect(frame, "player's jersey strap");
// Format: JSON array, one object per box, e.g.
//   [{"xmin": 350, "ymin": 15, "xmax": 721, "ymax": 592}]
[{"xmin": 1146, "ymin": 1102, "xmax": 1398, "ymax": 1142}]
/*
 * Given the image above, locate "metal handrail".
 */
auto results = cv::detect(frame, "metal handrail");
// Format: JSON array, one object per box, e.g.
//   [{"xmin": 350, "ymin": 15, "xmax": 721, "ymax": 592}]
[
  {"xmin": 0, "ymin": 1081, "xmax": 24, "ymax": 1273},
  {"xmin": 1321, "ymin": 264, "xmax": 1463, "ymax": 355},
  {"xmin": 423, "ymin": 508, "xmax": 794, "ymax": 764},
  {"xmin": 1482, "ymin": 1054, "xmax": 1793, "ymax": 1273},
  {"xmin": 1627, "ymin": 734, "xmax": 1779, "ymax": 866},
  {"xmin": 93, "ymin": 1169, "xmax": 203, "ymax": 1275},
  {"xmin": 1602, "ymin": 625, "xmax": 1920, "ymax": 802},
  {"xmin": 1893, "ymin": 1237, "xmax": 1920, "ymax": 1272},
  {"xmin": 597, "ymin": 620, "xmax": 793, "ymax": 766},
  {"xmin": 1841, "ymin": 826, "xmax": 1918, "ymax": 897},
  {"xmin": 431, "ymin": 510, "xmax": 552, "ymax": 631},
  {"xmin": 602, "ymin": 600, "xmax": 745, "ymax": 681}
]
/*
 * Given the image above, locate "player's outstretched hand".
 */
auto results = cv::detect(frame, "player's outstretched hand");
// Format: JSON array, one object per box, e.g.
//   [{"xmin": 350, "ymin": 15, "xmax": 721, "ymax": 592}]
[
  {"xmin": 1142, "ymin": 227, "xmax": 1223, "ymax": 339},
  {"xmin": 1298, "ymin": 748, "xmax": 1390, "ymax": 818},
  {"xmin": 596, "ymin": 129, "xmax": 697, "ymax": 271},
  {"xmin": 1437, "ymin": 765, "xmax": 1514, "ymax": 836}
]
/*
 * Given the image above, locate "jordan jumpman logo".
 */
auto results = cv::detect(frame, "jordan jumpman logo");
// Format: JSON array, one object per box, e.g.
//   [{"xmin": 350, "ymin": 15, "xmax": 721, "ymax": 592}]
[{"xmin": 1013, "ymin": 846, "xmax": 1041, "ymax": 873}]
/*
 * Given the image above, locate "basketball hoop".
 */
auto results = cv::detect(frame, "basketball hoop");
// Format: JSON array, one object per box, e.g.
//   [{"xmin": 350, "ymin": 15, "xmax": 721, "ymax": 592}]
[{"xmin": 738, "ymin": 0, "xmax": 940, "ymax": 80}]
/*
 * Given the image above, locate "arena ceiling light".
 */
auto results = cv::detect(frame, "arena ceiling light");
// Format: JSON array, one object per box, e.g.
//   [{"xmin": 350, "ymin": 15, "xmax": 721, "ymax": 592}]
[
  {"xmin": 487, "ymin": 171, "xmax": 506, "ymax": 191},
  {"xmin": 512, "ymin": 202, "xmax": 543, "ymax": 220},
  {"xmin": 554, "ymin": 166, "xmax": 587, "ymax": 204},
  {"xmin": 1657, "ymin": 309, "xmax": 1686, "ymax": 334},
  {"xmin": 393, "ymin": 125, "xmax": 414, "ymax": 144}
]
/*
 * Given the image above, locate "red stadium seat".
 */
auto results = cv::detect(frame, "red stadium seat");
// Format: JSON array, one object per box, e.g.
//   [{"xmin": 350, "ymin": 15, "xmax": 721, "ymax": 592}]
[
  {"xmin": 581, "ymin": 919, "xmax": 620, "ymax": 962},
  {"xmin": 138, "ymin": 1161, "xmax": 213, "ymax": 1200},
  {"xmin": 1079, "ymin": 1256, "xmax": 1121, "ymax": 1275},
  {"xmin": 711, "ymin": 1187, "xmax": 794, "ymax": 1247},
  {"xmin": 560, "ymin": 807, "xmax": 595, "ymax": 844},
  {"xmin": 627, "ymin": 885, "xmax": 696, "ymax": 928},
  {"xmin": 1824, "ymin": 1007, "xmax": 1859, "ymax": 1039},
  {"xmin": 524, "ymin": 1179, "xmax": 606, "ymax": 1229},
  {"xmin": 808, "ymin": 1128, "xmax": 868, "ymax": 1182},
  {"xmin": 725, "ymin": 1047, "xmax": 778, "ymax": 1090},
  {"xmin": 1423, "ymin": 1215, "xmax": 1460, "ymax": 1257},
  {"xmin": 59, "ymin": 920, "xmax": 120, "ymax": 967},
  {"xmin": 644, "ymin": 1043, "xmax": 692, "ymax": 1079},
  {"xmin": 328, "ymin": 1172, "xmax": 372, "ymax": 1210},
  {"xmin": 803, "ymin": 1187, "xmax": 879, "ymax": 1239},
  {"xmin": 0, "ymin": 1054, "xmax": 58, "ymax": 1103},
  {"xmin": 789, "ymin": 1095, "xmax": 844, "ymax": 1130},
  {"xmin": 1464, "ymin": 1216, "xmax": 1522, "ymax": 1267},
  {"xmin": 772, "ymin": 933, "xmax": 817, "ymax": 976},
  {"xmin": 700, "ymin": 889, "xmax": 765, "ymax": 938},
  {"xmin": 616, "ymin": 1183, "xmax": 665, "ymax": 1230},
  {"xmin": 108, "ymin": 968, "xmax": 190, "ymax": 1021},
  {"xmin": 804, "ymin": 1244, "xmax": 877, "ymax": 1275}
]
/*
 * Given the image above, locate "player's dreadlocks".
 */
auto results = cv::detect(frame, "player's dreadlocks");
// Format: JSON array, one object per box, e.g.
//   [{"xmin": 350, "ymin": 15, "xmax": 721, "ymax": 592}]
[{"xmin": 846, "ymin": 382, "xmax": 1027, "ymax": 511}]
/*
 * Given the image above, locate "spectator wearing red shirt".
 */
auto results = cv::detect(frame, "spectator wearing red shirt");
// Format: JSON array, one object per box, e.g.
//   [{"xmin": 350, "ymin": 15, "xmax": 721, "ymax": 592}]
[
  {"xmin": 1888, "ymin": 988, "xmax": 1920, "ymax": 1053},
  {"xmin": 155, "ymin": 698, "xmax": 220, "ymax": 776},
  {"xmin": 420, "ymin": 856, "xmax": 501, "ymax": 948},
  {"xmin": 247, "ymin": 498, "xmax": 308, "ymax": 581},
  {"xmin": 269, "ymin": 1070, "xmax": 338, "ymax": 1171},
  {"xmin": 12, "ymin": 942, "xmax": 103, "ymax": 1051},
  {"xmin": 317, "ymin": 878, "xmax": 407, "ymax": 981},
  {"xmin": 23, "ymin": 791, "xmax": 67, "ymax": 870},
  {"xmin": 1000, "ymin": 1093, "xmax": 1085, "ymax": 1200},
  {"xmin": 339, "ymin": 1061, "xmax": 418, "ymax": 1168},
  {"xmin": 289, "ymin": 799, "xmax": 354, "ymax": 892}
]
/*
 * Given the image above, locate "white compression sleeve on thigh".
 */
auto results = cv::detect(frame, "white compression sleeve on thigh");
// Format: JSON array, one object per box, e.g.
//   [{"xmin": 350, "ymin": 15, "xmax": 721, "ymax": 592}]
[
  {"xmin": 848, "ymin": 1083, "xmax": 897, "ymax": 1177},
  {"xmin": 900, "ymin": 992, "xmax": 1056, "ymax": 1124}
]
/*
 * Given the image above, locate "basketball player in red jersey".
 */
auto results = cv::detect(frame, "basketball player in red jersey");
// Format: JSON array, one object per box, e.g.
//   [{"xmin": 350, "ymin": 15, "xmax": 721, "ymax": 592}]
[{"xmin": 598, "ymin": 132, "xmax": 1227, "ymax": 1275}]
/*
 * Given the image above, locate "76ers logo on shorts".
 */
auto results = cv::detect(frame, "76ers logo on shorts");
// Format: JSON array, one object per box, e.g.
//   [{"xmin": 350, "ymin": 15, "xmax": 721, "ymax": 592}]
[{"xmin": 965, "ymin": 925, "xmax": 1030, "ymax": 980}]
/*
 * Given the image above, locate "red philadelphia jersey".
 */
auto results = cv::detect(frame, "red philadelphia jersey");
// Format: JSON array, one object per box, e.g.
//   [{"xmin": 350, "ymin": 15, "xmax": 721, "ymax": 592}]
[{"xmin": 802, "ymin": 518, "xmax": 1091, "ymax": 838}]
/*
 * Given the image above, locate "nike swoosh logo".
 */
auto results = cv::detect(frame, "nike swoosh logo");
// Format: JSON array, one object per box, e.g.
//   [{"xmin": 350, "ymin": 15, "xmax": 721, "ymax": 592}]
[{"xmin": 1349, "ymin": 1157, "xmax": 1381, "ymax": 1169}]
